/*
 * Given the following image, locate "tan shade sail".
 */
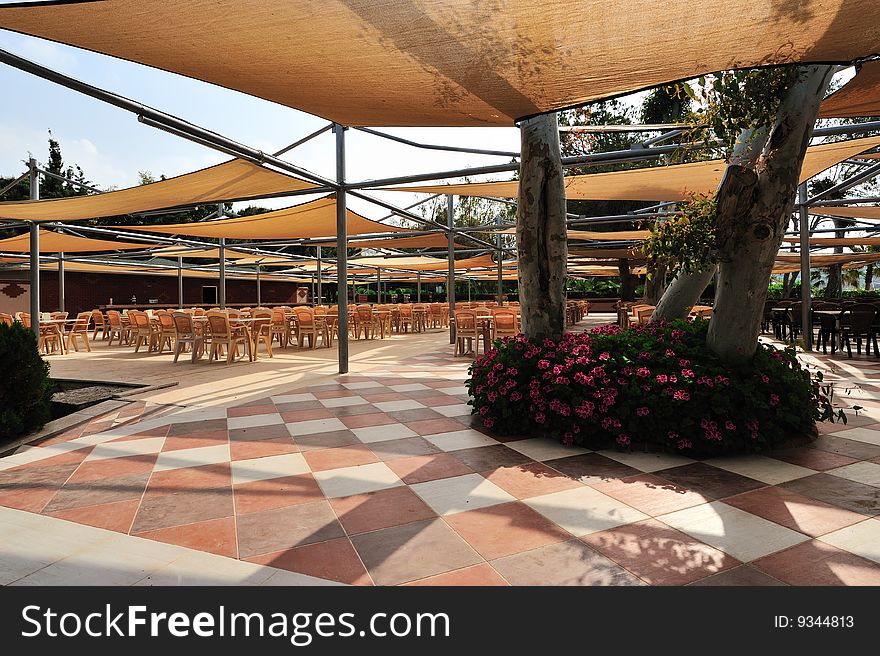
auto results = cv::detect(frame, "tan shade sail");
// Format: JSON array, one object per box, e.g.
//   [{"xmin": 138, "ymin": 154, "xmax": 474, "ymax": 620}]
[
  {"xmin": 860, "ymin": 153, "xmax": 880, "ymax": 160},
  {"xmin": 775, "ymin": 252, "xmax": 880, "ymax": 265},
  {"xmin": 568, "ymin": 247, "xmax": 645, "ymax": 259},
  {"xmin": 0, "ymin": 160, "xmax": 315, "ymax": 222},
  {"xmin": 810, "ymin": 205, "xmax": 880, "ymax": 220},
  {"xmin": 385, "ymin": 137, "xmax": 880, "ymax": 201},
  {"xmin": 781, "ymin": 236, "xmax": 880, "ymax": 247},
  {"xmin": 31, "ymin": 260, "xmax": 307, "ymax": 281},
  {"xmin": 819, "ymin": 62, "xmax": 880, "ymax": 118},
  {"xmin": 121, "ymin": 196, "xmax": 408, "ymax": 239},
  {"xmin": 0, "ymin": 229, "xmax": 153, "ymax": 253},
  {"xmin": 349, "ymin": 234, "xmax": 462, "ymax": 250},
  {"xmin": 151, "ymin": 246, "xmax": 258, "ymax": 259},
  {"xmin": 2, "ymin": 1, "xmax": 879, "ymax": 127},
  {"xmin": 347, "ymin": 254, "xmax": 498, "ymax": 271},
  {"xmin": 500, "ymin": 228, "xmax": 649, "ymax": 240}
]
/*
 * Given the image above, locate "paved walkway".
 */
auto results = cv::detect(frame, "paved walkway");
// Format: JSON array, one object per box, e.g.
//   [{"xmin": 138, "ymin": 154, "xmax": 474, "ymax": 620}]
[{"xmin": 1, "ymin": 316, "xmax": 879, "ymax": 585}]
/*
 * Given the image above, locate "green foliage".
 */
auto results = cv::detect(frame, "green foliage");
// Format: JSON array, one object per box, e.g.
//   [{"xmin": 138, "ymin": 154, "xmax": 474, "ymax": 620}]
[
  {"xmin": 567, "ymin": 278, "xmax": 621, "ymax": 297},
  {"xmin": 0, "ymin": 323, "xmax": 51, "ymax": 442},
  {"xmin": 644, "ymin": 193, "xmax": 718, "ymax": 276},
  {"xmin": 467, "ymin": 319, "xmax": 837, "ymax": 456}
]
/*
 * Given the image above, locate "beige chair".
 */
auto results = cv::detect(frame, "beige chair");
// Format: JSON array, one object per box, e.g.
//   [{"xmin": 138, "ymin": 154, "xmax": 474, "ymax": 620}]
[
  {"xmin": 91, "ymin": 310, "xmax": 108, "ymax": 340},
  {"xmin": 171, "ymin": 311, "xmax": 204, "ymax": 363},
  {"xmin": 251, "ymin": 310, "xmax": 273, "ymax": 358},
  {"xmin": 155, "ymin": 311, "xmax": 176, "ymax": 353},
  {"xmin": 269, "ymin": 308, "xmax": 289, "ymax": 348},
  {"xmin": 0, "ymin": 312, "xmax": 13, "ymax": 327},
  {"xmin": 397, "ymin": 304, "xmax": 414, "ymax": 333},
  {"xmin": 454, "ymin": 309, "xmax": 481, "ymax": 356},
  {"xmin": 205, "ymin": 312, "xmax": 251, "ymax": 364},
  {"xmin": 106, "ymin": 310, "xmax": 127, "ymax": 346},
  {"xmin": 295, "ymin": 307, "xmax": 322, "ymax": 348},
  {"xmin": 492, "ymin": 308, "xmax": 518, "ymax": 339},
  {"xmin": 65, "ymin": 312, "xmax": 92, "ymax": 352},
  {"xmin": 355, "ymin": 305, "xmax": 378, "ymax": 339},
  {"xmin": 129, "ymin": 310, "xmax": 157, "ymax": 353}
]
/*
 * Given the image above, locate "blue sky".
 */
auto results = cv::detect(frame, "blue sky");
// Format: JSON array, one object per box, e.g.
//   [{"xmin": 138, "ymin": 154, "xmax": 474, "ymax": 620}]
[{"xmin": 0, "ymin": 23, "xmax": 521, "ymax": 219}]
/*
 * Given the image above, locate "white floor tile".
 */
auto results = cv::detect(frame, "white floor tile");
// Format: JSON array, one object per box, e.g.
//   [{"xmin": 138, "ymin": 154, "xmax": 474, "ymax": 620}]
[
  {"xmin": 226, "ymin": 412, "xmax": 283, "ymax": 430},
  {"xmin": 411, "ymin": 473, "xmax": 514, "ymax": 516},
  {"xmin": 286, "ymin": 418, "xmax": 348, "ymax": 436},
  {"xmin": 312, "ymin": 462, "xmax": 403, "ymax": 498},
  {"xmin": 352, "ymin": 424, "xmax": 418, "ymax": 444},
  {"xmin": 424, "ymin": 430, "xmax": 497, "ymax": 452},
  {"xmin": 432, "ymin": 404, "xmax": 472, "ymax": 418},
  {"xmin": 231, "ymin": 453, "xmax": 310, "ymax": 484},
  {"xmin": 84, "ymin": 436, "xmax": 166, "ymax": 462},
  {"xmin": 342, "ymin": 382, "xmax": 386, "ymax": 390},
  {"xmin": 709, "ymin": 455, "xmax": 815, "ymax": 485},
  {"xmin": 835, "ymin": 428, "xmax": 880, "ymax": 446},
  {"xmin": 507, "ymin": 438, "xmax": 590, "ymax": 462},
  {"xmin": 373, "ymin": 400, "xmax": 425, "ymax": 412},
  {"xmin": 598, "ymin": 450, "xmax": 695, "ymax": 473},
  {"xmin": 524, "ymin": 486, "xmax": 648, "ymax": 536},
  {"xmin": 319, "ymin": 396, "xmax": 369, "ymax": 408},
  {"xmin": 658, "ymin": 501, "xmax": 808, "ymax": 562},
  {"xmin": 828, "ymin": 461, "xmax": 880, "ymax": 488},
  {"xmin": 438, "ymin": 386, "xmax": 469, "ymax": 396},
  {"xmin": 153, "ymin": 444, "xmax": 230, "ymax": 472},
  {"xmin": 820, "ymin": 518, "xmax": 880, "ymax": 564},
  {"xmin": 271, "ymin": 393, "xmax": 317, "ymax": 404},
  {"xmin": 388, "ymin": 383, "xmax": 430, "ymax": 392}
]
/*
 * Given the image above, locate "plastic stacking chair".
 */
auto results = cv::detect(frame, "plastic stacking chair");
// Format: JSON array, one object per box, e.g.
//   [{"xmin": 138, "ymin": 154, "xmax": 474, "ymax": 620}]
[
  {"xmin": 91, "ymin": 310, "xmax": 108, "ymax": 340},
  {"xmin": 839, "ymin": 304, "xmax": 878, "ymax": 358},
  {"xmin": 251, "ymin": 310, "xmax": 274, "ymax": 358},
  {"xmin": 454, "ymin": 309, "xmax": 481, "ymax": 357},
  {"xmin": 491, "ymin": 308, "xmax": 518, "ymax": 339},
  {"xmin": 206, "ymin": 312, "xmax": 251, "ymax": 364},
  {"xmin": 171, "ymin": 311, "xmax": 204, "ymax": 363},
  {"xmin": 106, "ymin": 310, "xmax": 127, "ymax": 346},
  {"xmin": 295, "ymin": 307, "xmax": 322, "ymax": 348},
  {"xmin": 64, "ymin": 312, "xmax": 92, "ymax": 352},
  {"xmin": 0, "ymin": 313, "xmax": 13, "ymax": 326},
  {"xmin": 155, "ymin": 311, "xmax": 177, "ymax": 354}
]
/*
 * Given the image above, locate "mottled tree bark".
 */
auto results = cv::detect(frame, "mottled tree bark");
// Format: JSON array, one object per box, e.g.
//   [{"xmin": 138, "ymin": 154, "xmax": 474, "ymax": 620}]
[
  {"xmin": 516, "ymin": 113, "xmax": 567, "ymax": 340},
  {"xmin": 618, "ymin": 259, "xmax": 638, "ymax": 301},
  {"xmin": 706, "ymin": 65, "xmax": 835, "ymax": 363},
  {"xmin": 644, "ymin": 263, "xmax": 667, "ymax": 305}
]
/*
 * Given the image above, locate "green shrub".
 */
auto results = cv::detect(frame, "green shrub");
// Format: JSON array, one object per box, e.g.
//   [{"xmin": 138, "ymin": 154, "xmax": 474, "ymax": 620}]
[
  {"xmin": 467, "ymin": 319, "xmax": 839, "ymax": 456},
  {"xmin": 0, "ymin": 323, "xmax": 51, "ymax": 442}
]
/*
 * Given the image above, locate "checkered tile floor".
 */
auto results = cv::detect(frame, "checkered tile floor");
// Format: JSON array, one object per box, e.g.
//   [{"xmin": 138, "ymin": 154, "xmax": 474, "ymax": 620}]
[{"xmin": 2, "ymin": 348, "xmax": 880, "ymax": 586}]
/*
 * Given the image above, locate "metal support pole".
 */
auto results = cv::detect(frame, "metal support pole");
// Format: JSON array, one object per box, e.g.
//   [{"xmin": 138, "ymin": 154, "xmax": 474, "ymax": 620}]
[
  {"xmin": 316, "ymin": 246, "xmax": 322, "ymax": 305},
  {"xmin": 468, "ymin": 279, "xmax": 472, "ymax": 303},
  {"xmin": 218, "ymin": 235, "xmax": 227, "ymax": 309},
  {"xmin": 798, "ymin": 183, "xmax": 812, "ymax": 352},
  {"xmin": 447, "ymin": 195, "xmax": 456, "ymax": 344},
  {"xmin": 256, "ymin": 265, "xmax": 261, "ymax": 307},
  {"xmin": 377, "ymin": 267, "xmax": 381, "ymax": 304},
  {"xmin": 311, "ymin": 273, "xmax": 315, "ymax": 304},
  {"xmin": 335, "ymin": 124, "xmax": 349, "ymax": 374},
  {"xmin": 417, "ymin": 271, "xmax": 421, "ymax": 302},
  {"xmin": 28, "ymin": 158, "xmax": 39, "ymax": 338},
  {"xmin": 58, "ymin": 252, "xmax": 65, "ymax": 312},
  {"xmin": 177, "ymin": 256, "xmax": 184, "ymax": 308},
  {"xmin": 496, "ymin": 214, "xmax": 503, "ymax": 306}
]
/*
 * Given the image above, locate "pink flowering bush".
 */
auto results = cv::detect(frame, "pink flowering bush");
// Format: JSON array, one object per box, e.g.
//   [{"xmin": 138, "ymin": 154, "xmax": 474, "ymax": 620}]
[{"xmin": 467, "ymin": 319, "xmax": 840, "ymax": 456}]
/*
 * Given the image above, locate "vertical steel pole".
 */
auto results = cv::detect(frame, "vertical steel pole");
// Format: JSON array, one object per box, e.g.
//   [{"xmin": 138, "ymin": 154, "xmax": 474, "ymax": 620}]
[
  {"xmin": 28, "ymin": 158, "xmax": 40, "ymax": 338},
  {"xmin": 447, "ymin": 194, "xmax": 456, "ymax": 343},
  {"xmin": 377, "ymin": 267, "xmax": 381, "ymax": 304},
  {"xmin": 798, "ymin": 183, "xmax": 812, "ymax": 351},
  {"xmin": 417, "ymin": 271, "xmax": 421, "ymax": 302},
  {"xmin": 335, "ymin": 123, "xmax": 349, "ymax": 373},
  {"xmin": 256, "ymin": 265, "xmax": 261, "ymax": 307},
  {"xmin": 316, "ymin": 246, "xmax": 322, "ymax": 305},
  {"xmin": 177, "ymin": 256, "xmax": 184, "ymax": 308},
  {"xmin": 58, "ymin": 252, "xmax": 65, "ymax": 312},
  {"xmin": 311, "ymin": 273, "xmax": 315, "ymax": 304},
  {"xmin": 219, "ymin": 237, "xmax": 227, "ymax": 309},
  {"xmin": 496, "ymin": 214, "xmax": 503, "ymax": 306}
]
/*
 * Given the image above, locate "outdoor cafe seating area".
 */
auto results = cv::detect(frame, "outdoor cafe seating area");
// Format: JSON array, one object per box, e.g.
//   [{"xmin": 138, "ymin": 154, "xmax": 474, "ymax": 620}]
[{"xmin": 765, "ymin": 299, "xmax": 880, "ymax": 358}]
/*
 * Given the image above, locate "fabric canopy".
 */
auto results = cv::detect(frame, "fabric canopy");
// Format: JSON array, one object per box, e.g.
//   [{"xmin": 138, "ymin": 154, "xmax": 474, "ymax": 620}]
[
  {"xmin": 349, "ymin": 234, "xmax": 462, "ymax": 250},
  {"xmin": 32, "ymin": 260, "xmax": 307, "ymax": 281},
  {"xmin": 347, "ymin": 254, "xmax": 498, "ymax": 271},
  {"xmin": 500, "ymin": 228, "xmax": 649, "ymax": 240},
  {"xmin": 2, "ymin": 1, "xmax": 878, "ymax": 127},
  {"xmin": 0, "ymin": 229, "xmax": 153, "ymax": 253},
  {"xmin": 0, "ymin": 160, "xmax": 314, "ymax": 222},
  {"xmin": 385, "ymin": 137, "xmax": 880, "ymax": 201},
  {"xmin": 122, "ymin": 196, "xmax": 409, "ymax": 239},
  {"xmin": 568, "ymin": 247, "xmax": 645, "ymax": 259},
  {"xmin": 819, "ymin": 61, "xmax": 880, "ymax": 118},
  {"xmin": 781, "ymin": 236, "xmax": 880, "ymax": 247},
  {"xmin": 775, "ymin": 252, "xmax": 880, "ymax": 265},
  {"xmin": 810, "ymin": 205, "xmax": 880, "ymax": 221}
]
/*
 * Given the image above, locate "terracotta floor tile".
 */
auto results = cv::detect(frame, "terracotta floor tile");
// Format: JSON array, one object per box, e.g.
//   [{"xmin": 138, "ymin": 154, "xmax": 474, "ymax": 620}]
[
  {"xmin": 234, "ymin": 473, "xmax": 324, "ymax": 515},
  {"xmin": 405, "ymin": 563, "xmax": 508, "ymax": 586},
  {"xmin": 136, "ymin": 516, "xmax": 238, "ymax": 558},
  {"xmin": 688, "ymin": 564, "xmax": 787, "ymax": 586},
  {"xmin": 162, "ymin": 431, "xmax": 228, "ymax": 452},
  {"xmin": 66, "ymin": 453, "xmax": 159, "ymax": 484},
  {"xmin": 43, "ymin": 472, "xmax": 151, "ymax": 513},
  {"xmin": 274, "ymin": 400, "xmax": 325, "ymax": 414},
  {"xmin": 230, "ymin": 437, "xmax": 300, "ymax": 461},
  {"xmin": 0, "ymin": 486, "xmax": 60, "ymax": 513},
  {"xmin": 313, "ymin": 389, "xmax": 359, "ymax": 399},
  {"xmin": 281, "ymin": 408, "xmax": 334, "ymax": 423},
  {"xmin": 351, "ymin": 518, "xmax": 482, "ymax": 586},
  {"xmin": 359, "ymin": 392, "xmax": 408, "ymax": 403},
  {"xmin": 544, "ymin": 452, "xmax": 641, "ymax": 485},
  {"xmin": 491, "ymin": 539, "xmax": 644, "ymax": 586},
  {"xmin": 13, "ymin": 448, "xmax": 92, "ymax": 470},
  {"xmin": 247, "ymin": 538, "xmax": 371, "ymax": 585},
  {"xmin": 47, "ymin": 498, "xmax": 141, "ymax": 533},
  {"xmin": 145, "ymin": 463, "xmax": 231, "ymax": 497},
  {"xmin": 368, "ymin": 437, "xmax": 442, "ymax": 462},
  {"xmin": 0, "ymin": 462, "xmax": 79, "ymax": 487},
  {"xmin": 236, "ymin": 501, "xmax": 345, "ymax": 558},
  {"xmin": 227, "ymin": 404, "xmax": 277, "ymax": 418},
  {"xmin": 386, "ymin": 453, "xmax": 474, "ymax": 484},
  {"xmin": 445, "ymin": 501, "xmax": 571, "ymax": 560},
  {"xmin": 482, "ymin": 462, "xmax": 583, "ymax": 499},
  {"xmin": 592, "ymin": 474, "xmax": 710, "ymax": 516},
  {"xmin": 303, "ymin": 444, "xmax": 379, "ymax": 472},
  {"xmin": 386, "ymin": 408, "xmax": 444, "ymax": 423},
  {"xmin": 228, "ymin": 424, "xmax": 292, "ymax": 442},
  {"xmin": 582, "ymin": 518, "xmax": 739, "ymax": 585},
  {"xmin": 294, "ymin": 430, "xmax": 361, "ymax": 451},
  {"xmin": 414, "ymin": 395, "xmax": 467, "ymax": 408},
  {"xmin": 328, "ymin": 404, "xmax": 379, "ymax": 417},
  {"xmin": 752, "ymin": 539, "xmax": 880, "ymax": 585},
  {"xmin": 769, "ymin": 447, "xmax": 857, "ymax": 471},
  {"xmin": 812, "ymin": 435, "xmax": 880, "ymax": 461},
  {"xmin": 405, "ymin": 418, "xmax": 473, "ymax": 436},
  {"xmin": 450, "ymin": 445, "xmax": 533, "ymax": 473},
  {"xmin": 167, "ymin": 418, "xmax": 227, "ymax": 436},
  {"xmin": 330, "ymin": 486, "xmax": 437, "ymax": 535},
  {"xmin": 340, "ymin": 413, "xmax": 399, "ymax": 429},
  {"xmin": 654, "ymin": 462, "xmax": 765, "ymax": 500},
  {"xmin": 724, "ymin": 486, "xmax": 869, "ymax": 537},
  {"xmin": 132, "ymin": 488, "xmax": 234, "ymax": 534},
  {"xmin": 780, "ymin": 473, "xmax": 880, "ymax": 516}
]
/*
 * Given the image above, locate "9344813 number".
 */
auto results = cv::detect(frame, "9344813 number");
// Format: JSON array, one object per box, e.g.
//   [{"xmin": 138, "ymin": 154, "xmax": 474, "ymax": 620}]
[{"xmin": 774, "ymin": 616, "xmax": 854, "ymax": 628}]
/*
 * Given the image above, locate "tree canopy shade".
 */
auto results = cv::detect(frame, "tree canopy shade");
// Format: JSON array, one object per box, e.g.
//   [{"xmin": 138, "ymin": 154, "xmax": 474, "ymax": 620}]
[
  {"xmin": 819, "ymin": 61, "xmax": 880, "ymax": 118},
  {"xmin": 120, "ymin": 196, "xmax": 410, "ymax": 239},
  {"xmin": 0, "ymin": 159, "xmax": 315, "ymax": 222},
  {"xmin": 383, "ymin": 136, "xmax": 880, "ymax": 201},
  {"xmin": 1, "ymin": 1, "xmax": 879, "ymax": 126},
  {"xmin": 0, "ymin": 229, "xmax": 154, "ymax": 252}
]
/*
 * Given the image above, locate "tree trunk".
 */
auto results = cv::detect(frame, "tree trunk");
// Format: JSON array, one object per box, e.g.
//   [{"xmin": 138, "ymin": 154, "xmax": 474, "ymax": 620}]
[
  {"xmin": 516, "ymin": 113, "xmax": 567, "ymax": 340},
  {"xmin": 706, "ymin": 65, "xmax": 835, "ymax": 363},
  {"xmin": 652, "ymin": 267, "xmax": 717, "ymax": 320},
  {"xmin": 644, "ymin": 263, "xmax": 667, "ymax": 305},
  {"xmin": 825, "ymin": 265, "xmax": 842, "ymax": 298},
  {"xmin": 617, "ymin": 259, "xmax": 637, "ymax": 301},
  {"xmin": 866, "ymin": 263, "xmax": 875, "ymax": 291}
]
